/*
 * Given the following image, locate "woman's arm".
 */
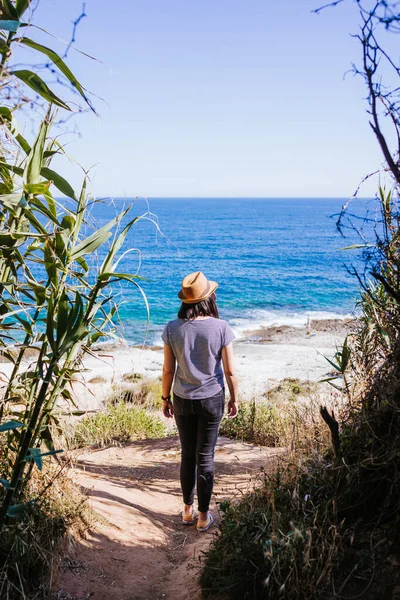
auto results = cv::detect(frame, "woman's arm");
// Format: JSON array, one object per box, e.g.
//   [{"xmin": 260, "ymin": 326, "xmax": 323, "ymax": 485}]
[
  {"xmin": 221, "ymin": 342, "xmax": 239, "ymax": 418},
  {"xmin": 162, "ymin": 343, "xmax": 176, "ymax": 418}
]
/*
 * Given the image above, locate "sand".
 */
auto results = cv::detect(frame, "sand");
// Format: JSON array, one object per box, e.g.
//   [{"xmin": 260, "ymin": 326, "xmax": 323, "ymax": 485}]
[
  {"xmin": 0, "ymin": 317, "xmax": 353, "ymax": 412},
  {"xmin": 50, "ymin": 317, "xmax": 353, "ymax": 599},
  {"xmin": 67, "ymin": 317, "xmax": 355, "ymax": 410},
  {"xmin": 53, "ymin": 437, "xmax": 284, "ymax": 600}
]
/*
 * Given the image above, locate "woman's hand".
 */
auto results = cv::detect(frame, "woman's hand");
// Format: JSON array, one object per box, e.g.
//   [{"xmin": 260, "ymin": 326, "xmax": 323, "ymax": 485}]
[
  {"xmin": 227, "ymin": 399, "xmax": 238, "ymax": 419},
  {"xmin": 162, "ymin": 399, "xmax": 174, "ymax": 419},
  {"xmin": 222, "ymin": 344, "xmax": 239, "ymax": 419}
]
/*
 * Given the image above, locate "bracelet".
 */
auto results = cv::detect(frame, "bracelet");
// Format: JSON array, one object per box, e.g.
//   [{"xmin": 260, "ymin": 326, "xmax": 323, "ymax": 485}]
[{"xmin": 161, "ymin": 395, "xmax": 171, "ymax": 402}]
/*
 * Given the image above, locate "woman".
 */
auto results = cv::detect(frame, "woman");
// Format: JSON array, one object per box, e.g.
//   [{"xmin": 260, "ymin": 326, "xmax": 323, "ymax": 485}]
[{"xmin": 161, "ymin": 271, "xmax": 239, "ymax": 532}]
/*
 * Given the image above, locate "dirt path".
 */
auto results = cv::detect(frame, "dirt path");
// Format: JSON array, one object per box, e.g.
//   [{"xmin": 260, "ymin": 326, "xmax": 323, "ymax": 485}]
[{"xmin": 54, "ymin": 437, "xmax": 283, "ymax": 600}]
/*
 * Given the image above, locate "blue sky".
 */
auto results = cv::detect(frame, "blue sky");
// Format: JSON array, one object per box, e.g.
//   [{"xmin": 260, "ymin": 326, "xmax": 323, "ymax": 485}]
[{"xmin": 23, "ymin": 0, "xmax": 395, "ymax": 197}]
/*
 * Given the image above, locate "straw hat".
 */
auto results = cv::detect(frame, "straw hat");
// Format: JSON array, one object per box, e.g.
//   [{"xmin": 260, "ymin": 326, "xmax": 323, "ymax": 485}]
[{"xmin": 178, "ymin": 271, "xmax": 218, "ymax": 304}]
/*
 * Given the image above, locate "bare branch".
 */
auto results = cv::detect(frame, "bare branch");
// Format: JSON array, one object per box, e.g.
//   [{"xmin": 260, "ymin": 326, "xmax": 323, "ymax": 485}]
[
  {"xmin": 320, "ymin": 406, "xmax": 341, "ymax": 458},
  {"xmin": 312, "ymin": 0, "xmax": 345, "ymax": 15}
]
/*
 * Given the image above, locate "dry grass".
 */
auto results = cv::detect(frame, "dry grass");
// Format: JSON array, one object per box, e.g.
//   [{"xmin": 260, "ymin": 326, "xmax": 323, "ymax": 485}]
[
  {"xmin": 220, "ymin": 379, "xmax": 336, "ymax": 456},
  {"xmin": 201, "ymin": 278, "xmax": 400, "ymax": 599},
  {"xmin": 0, "ymin": 462, "xmax": 91, "ymax": 600}
]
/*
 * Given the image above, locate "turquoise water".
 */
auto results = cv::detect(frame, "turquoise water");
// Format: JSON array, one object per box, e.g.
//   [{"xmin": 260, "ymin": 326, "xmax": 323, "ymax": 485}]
[{"xmin": 89, "ymin": 197, "xmax": 370, "ymax": 344}]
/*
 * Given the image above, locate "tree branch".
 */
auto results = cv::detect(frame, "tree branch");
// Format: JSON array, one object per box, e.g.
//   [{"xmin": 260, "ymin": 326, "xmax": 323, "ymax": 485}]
[{"xmin": 320, "ymin": 406, "xmax": 341, "ymax": 458}]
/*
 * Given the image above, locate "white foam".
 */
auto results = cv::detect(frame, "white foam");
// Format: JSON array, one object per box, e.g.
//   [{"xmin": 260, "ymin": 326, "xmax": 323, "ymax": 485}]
[{"xmin": 229, "ymin": 308, "xmax": 356, "ymax": 339}]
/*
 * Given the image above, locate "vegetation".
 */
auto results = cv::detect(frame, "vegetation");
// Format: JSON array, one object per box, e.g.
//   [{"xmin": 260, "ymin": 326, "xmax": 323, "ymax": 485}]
[
  {"xmin": 200, "ymin": 3, "xmax": 400, "ymax": 598},
  {"xmin": 220, "ymin": 381, "xmax": 332, "ymax": 455},
  {"xmin": 68, "ymin": 401, "xmax": 166, "ymax": 448},
  {"xmin": 220, "ymin": 400, "xmax": 288, "ymax": 447},
  {"xmin": 0, "ymin": 1, "xmax": 148, "ymax": 525},
  {"xmin": 0, "ymin": 462, "xmax": 90, "ymax": 599},
  {"xmin": 0, "ymin": 2, "xmax": 148, "ymax": 597}
]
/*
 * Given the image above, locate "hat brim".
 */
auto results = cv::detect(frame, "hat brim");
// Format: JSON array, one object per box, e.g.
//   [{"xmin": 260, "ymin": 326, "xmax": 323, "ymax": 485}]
[{"xmin": 178, "ymin": 282, "xmax": 218, "ymax": 304}]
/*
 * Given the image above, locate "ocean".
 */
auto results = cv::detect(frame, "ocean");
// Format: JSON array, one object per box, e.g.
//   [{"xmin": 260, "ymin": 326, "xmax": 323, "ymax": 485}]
[{"xmin": 88, "ymin": 197, "xmax": 373, "ymax": 345}]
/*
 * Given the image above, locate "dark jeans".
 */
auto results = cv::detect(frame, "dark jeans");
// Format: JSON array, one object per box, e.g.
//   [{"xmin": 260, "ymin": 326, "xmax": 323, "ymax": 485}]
[{"xmin": 173, "ymin": 390, "xmax": 225, "ymax": 513}]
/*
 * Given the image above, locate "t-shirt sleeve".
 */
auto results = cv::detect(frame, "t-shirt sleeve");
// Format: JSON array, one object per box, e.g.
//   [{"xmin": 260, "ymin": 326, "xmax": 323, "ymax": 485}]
[
  {"xmin": 222, "ymin": 321, "xmax": 235, "ymax": 347},
  {"xmin": 162, "ymin": 323, "xmax": 170, "ymax": 345}
]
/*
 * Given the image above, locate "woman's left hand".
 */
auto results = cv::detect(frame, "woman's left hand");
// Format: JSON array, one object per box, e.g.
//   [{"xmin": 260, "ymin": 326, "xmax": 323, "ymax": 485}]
[{"xmin": 162, "ymin": 399, "xmax": 174, "ymax": 419}]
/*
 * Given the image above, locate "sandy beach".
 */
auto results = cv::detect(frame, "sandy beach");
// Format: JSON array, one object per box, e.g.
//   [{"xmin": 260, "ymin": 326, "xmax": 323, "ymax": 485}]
[
  {"xmin": 62, "ymin": 316, "xmax": 356, "ymax": 410},
  {"xmin": 0, "ymin": 317, "xmax": 354, "ymax": 412}
]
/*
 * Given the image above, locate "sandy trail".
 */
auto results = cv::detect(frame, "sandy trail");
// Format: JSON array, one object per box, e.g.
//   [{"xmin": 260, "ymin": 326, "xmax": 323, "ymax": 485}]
[{"xmin": 54, "ymin": 436, "xmax": 283, "ymax": 600}]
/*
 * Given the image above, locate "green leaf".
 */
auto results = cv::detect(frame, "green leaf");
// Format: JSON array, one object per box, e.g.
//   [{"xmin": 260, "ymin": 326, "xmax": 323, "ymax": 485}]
[
  {"xmin": 56, "ymin": 292, "xmax": 69, "ymax": 345},
  {"xmin": 72, "ymin": 229, "xmax": 112, "ymax": 260},
  {"xmin": 0, "ymin": 419, "xmax": 23, "ymax": 432},
  {"xmin": 7, "ymin": 503, "xmax": 31, "ymax": 517},
  {"xmin": 76, "ymin": 255, "xmax": 88, "ymax": 272},
  {"xmin": 43, "ymin": 188, "xmax": 56, "ymax": 217},
  {"xmin": 24, "ymin": 181, "xmax": 51, "ymax": 195},
  {"xmin": 61, "ymin": 215, "xmax": 75, "ymax": 232},
  {"xmin": 15, "ymin": 0, "xmax": 31, "ymax": 18},
  {"xmin": 26, "ymin": 447, "xmax": 43, "ymax": 470},
  {"xmin": 71, "ymin": 178, "xmax": 86, "ymax": 244},
  {"xmin": 44, "ymin": 238, "xmax": 57, "ymax": 284},
  {"xmin": 0, "ymin": 19, "xmax": 19, "ymax": 31},
  {"xmin": 15, "ymin": 133, "xmax": 31, "ymax": 154},
  {"xmin": 30, "ymin": 283, "xmax": 46, "ymax": 306},
  {"xmin": 0, "ymin": 106, "xmax": 11, "ymax": 122},
  {"xmin": 11, "ymin": 70, "xmax": 71, "ymax": 110},
  {"xmin": 0, "ymin": 192, "xmax": 26, "ymax": 211},
  {"xmin": 339, "ymin": 244, "xmax": 375, "ymax": 250},
  {"xmin": 0, "ymin": 160, "xmax": 13, "ymax": 193},
  {"xmin": 100, "ymin": 216, "xmax": 140, "ymax": 275},
  {"xmin": 0, "ymin": 161, "xmax": 23, "ymax": 177},
  {"xmin": 24, "ymin": 117, "xmax": 49, "ymax": 185},
  {"xmin": 323, "ymin": 355, "xmax": 342, "ymax": 373},
  {"xmin": 0, "ymin": 478, "xmax": 11, "ymax": 490},
  {"xmin": 26, "ymin": 447, "xmax": 63, "ymax": 471},
  {"xmin": 98, "ymin": 272, "xmax": 145, "ymax": 282},
  {"xmin": 0, "ymin": 37, "xmax": 9, "ymax": 55},
  {"xmin": 35, "ymin": 449, "xmax": 63, "ymax": 458},
  {"xmin": 30, "ymin": 196, "xmax": 60, "ymax": 225},
  {"xmin": 18, "ymin": 37, "xmax": 93, "ymax": 110},
  {"xmin": 41, "ymin": 166, "xmax": 76, "ymax": 199},
  {"xmin": 71, "ymin": 209, "xmax": 129, "ymax": 260},
  {"xmin": 0, "ymin": 0, "xmax": 18, "ymax": 19},
  {"xmin": 55, "ymin": 230, "xmax": 68, "ymax": 262}
]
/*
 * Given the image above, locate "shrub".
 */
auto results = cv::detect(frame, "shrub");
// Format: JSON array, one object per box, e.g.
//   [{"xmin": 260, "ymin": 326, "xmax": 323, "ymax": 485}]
[
  {"xmin": 0, "ymin": 467, "xmax": 90, "ymax": 600},
  {"xmin": 200, "ymin": 461, "xmax": 351, "ymax": 600},
  {"xmin": 220, "ymin": 400, "xmax": 289, "ymax": 447},
  {"xmin": 68, "ymin": 402, "xmax": 166, "ymax": 448}
]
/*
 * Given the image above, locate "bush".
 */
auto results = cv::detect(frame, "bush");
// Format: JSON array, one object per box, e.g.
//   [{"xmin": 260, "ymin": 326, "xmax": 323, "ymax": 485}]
[
  {"xmin": 200, "ymin": 446, "xmax": 383, "ymax": 600},
  {"xmin": 220, "ymin": 400, "xmax": 289, "ymax": 447},
  {"xmin": 0, "ymin": 467, "xmax": 90, "ymax": 600},
  {"xmin": 110, "ymin": 378, "xmax": 163, "ymax": 411},
  {"xmin": 200, "ymin": 466, "xmax": 338, "ymax": 600},
  {"xmin": 68, "ymin": 401, "xmax": 166, "ymax": 448}
]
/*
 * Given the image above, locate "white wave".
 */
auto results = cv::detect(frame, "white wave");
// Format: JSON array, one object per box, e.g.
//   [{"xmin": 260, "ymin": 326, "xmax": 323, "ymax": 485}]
[{"xmin": 229, "ymin": 308, "xmax": 357, "ymax": 339}]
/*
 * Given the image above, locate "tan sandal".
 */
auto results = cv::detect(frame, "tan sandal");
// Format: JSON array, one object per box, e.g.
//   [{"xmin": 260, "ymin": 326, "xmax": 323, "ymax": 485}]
[
  {"xmin": 182, "ymin": 508, "xmax": 197, "ymax": 525},
  {"xmin": 197, "ymin": 512, "xmax": 214, "ymax": 532}
]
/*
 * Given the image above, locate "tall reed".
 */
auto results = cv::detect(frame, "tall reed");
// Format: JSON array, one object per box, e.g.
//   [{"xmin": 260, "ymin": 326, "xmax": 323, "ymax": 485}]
[{"xmin": 0, "ymin": 1, "xmax": 148, "ymax": 533}]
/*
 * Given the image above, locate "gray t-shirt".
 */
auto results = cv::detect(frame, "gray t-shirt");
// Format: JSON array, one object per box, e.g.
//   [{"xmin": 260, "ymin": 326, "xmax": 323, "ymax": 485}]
[{"xmin": 162, "ymin": 317, "xmax": 235, "ymax": 400}]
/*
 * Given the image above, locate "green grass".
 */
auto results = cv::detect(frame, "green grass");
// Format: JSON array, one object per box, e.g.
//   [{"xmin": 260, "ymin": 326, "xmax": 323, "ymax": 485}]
[
  {"xmin": 220, "ymin": 400, "xmax": 289, "ymax": 446},
  {"xmin": 68, "ymin": 401, "xmax": 166, "ymax": 448}
]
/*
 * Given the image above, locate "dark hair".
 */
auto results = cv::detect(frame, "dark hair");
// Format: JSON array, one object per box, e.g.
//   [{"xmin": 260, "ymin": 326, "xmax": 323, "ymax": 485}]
[{"xmin": 178, "ymin": 292, "xmax": 219, "ymax": 320}]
